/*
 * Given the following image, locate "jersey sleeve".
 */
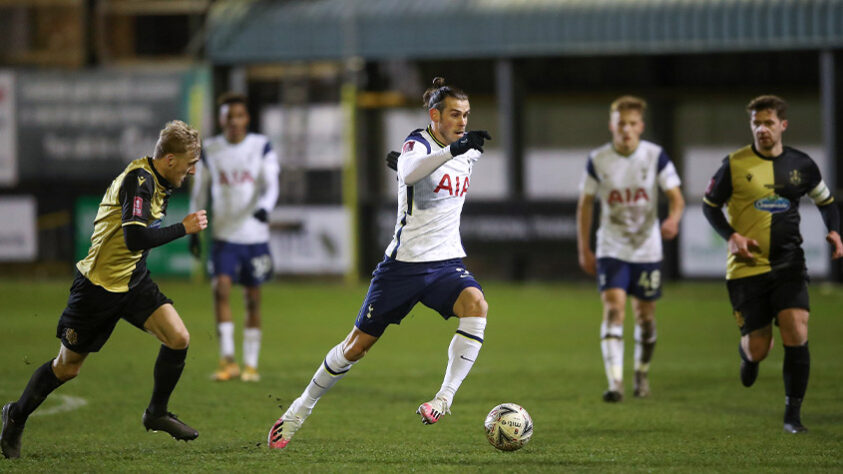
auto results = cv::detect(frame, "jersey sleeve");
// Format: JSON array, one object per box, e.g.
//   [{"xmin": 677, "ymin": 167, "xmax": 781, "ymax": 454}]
[
  {"xmin": 804, "ymin": 158, "xmax": 834, "ymax": 206},
  {"xmin": 657, "ymin": 150, "xmax": 682, "ymax": 191},
  {"xmin": 579, "ymin": 155, "xmax": 599, "ymax": 196},
  {"xmin": 397, "ymin": 135, "xmax": 451, "ymax": 186},
  {"xmin": 120, "ymin": 169, "xmax": 155, "ymax": 227},
  {"xmin": 703, "ymin": 157, "xmax": 732, "ymax": 208}
]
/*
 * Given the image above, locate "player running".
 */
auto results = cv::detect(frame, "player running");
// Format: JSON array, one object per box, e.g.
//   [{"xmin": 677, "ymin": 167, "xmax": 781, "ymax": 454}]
[
  {"xmin": 268, "ymin": 77, "xmax": 491, "ymax": 449},
  {"xmin": 577, "ymin": 96, "xmax": 684, "ymax": 402},
  {"xmin": 189, "ymin": 92, "xmax": 280, "ymax": 383},
  {"xmin": 703, "ymin": 95, "xmax": 842, "ymax": 433},
  {"xmin": 1, "ymin": 121, "xmax": 206, "ymax": 459}
]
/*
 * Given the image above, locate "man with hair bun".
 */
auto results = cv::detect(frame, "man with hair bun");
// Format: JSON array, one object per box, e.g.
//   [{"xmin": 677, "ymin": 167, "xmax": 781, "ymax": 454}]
[
  {"xmin": 1, "ymin": 121, "xmax": 207, "ymax": 459},
  {"xmin": 268, "ymin": 77, "xmax": 491, "ymax": 450},
  {"xmin": 577, "ymin": 95, "xmax": 685, "ymax": 403},
  {"xmin": 703, "ymin": 94, "xmax": 842, "ymax": 433}
]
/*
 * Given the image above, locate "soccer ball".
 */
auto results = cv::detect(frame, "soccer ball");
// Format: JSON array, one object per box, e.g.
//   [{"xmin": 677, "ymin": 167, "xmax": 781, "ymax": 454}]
[{"xmin": 483, "ymin": 403, "xmax": 533, "ymax": 451}]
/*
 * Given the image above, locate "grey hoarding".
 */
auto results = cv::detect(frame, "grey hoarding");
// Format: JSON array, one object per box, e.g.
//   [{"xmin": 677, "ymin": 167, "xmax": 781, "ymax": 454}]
[{"xmin": 15, "ymin": 69, "xmax": 207, "ymax": 180}]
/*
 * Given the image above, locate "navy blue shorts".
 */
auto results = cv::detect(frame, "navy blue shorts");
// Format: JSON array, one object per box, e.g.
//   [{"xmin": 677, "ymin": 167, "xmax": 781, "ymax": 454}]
[
  {"xmin": 597, "ymin": 257, "xmax": 662, "ymax": 301},
  {"xmin": 210, "ymin": 240, "xmax": 273, "ymax": 286},
  {"xmin": 56, "ymin": 271, "xmax": 173, "ymax": 353},
  {"xmin": 354, "ymin": 257, "xmax": 483, "ymax": 337}
]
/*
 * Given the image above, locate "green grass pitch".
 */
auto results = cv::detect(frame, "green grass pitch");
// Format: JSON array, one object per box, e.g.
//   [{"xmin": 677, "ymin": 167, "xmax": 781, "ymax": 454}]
[{"xmin": 1, "ymin": 279, "xmax": 841, "ymax": 472}]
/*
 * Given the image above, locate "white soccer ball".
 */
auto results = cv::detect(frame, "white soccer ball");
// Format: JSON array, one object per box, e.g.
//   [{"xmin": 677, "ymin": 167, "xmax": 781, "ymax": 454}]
[{"xmin": 483, "ymin": 403, "xmax": 533, "ymax": 451}]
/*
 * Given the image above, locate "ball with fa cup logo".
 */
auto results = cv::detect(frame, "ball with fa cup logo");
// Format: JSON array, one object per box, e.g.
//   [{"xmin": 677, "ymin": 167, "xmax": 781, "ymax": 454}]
[{"xmin": 483, "ymin": 403, "xmax": 533, "ymax": 451}]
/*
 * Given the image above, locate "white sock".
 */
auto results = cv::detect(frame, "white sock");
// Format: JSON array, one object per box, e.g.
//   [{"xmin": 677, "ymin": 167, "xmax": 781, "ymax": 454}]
[
  {"xmin": 218, "ymin": 321, "xmax": 235, "ymax": 360},
  {"xmin": 300, "ymin": 342, "xmax": 357, "ymax": 411},
  {"xmin": 243, "ymin": 327, "xmax": 261, "ymax": 368},
  {"xmin": 600, "ymin": 322, "xmax": 624, "ymax": 391},
  {"xmin": 634, "ymin": 321, "xmax": 657, "ymax": 372},
  {"xmin": 435, "ymin": 317, "xmax": 486, "ymax": 408}
]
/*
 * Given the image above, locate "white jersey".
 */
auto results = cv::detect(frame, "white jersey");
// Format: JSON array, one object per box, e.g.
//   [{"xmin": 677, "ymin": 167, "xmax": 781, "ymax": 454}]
[
  {"xmin": 579, "ymin": 140, "xmax": 681, "ymax": 262},
  {"xmin": 385, "ymin": 127, "xmax": 481, "ymax": 262},
  {"xmin": 189, "ymin": 133, "xmax": 280, "ymax": 244}
]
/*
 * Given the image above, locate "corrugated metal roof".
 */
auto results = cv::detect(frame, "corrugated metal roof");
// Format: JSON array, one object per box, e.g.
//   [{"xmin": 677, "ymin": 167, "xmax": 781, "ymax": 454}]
[{"xmin": 207, "ymin": 0, "xmax": 843, "ymax": 64}]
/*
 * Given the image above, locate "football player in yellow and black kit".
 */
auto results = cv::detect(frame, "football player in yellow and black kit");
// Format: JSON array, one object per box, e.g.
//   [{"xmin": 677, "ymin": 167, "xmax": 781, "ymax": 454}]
[
  {"xmin": 702, "ymin": 95, "xmax": 843, "ymax": 434},
  {"xmin": 1, "ymin": 121, "xmax": 208, "ymax": 459}
]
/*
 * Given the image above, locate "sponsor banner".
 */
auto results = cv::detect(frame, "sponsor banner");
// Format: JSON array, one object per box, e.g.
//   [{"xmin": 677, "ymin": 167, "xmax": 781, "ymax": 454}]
[
  {"xmin": 16, "ymin": 68, "xmax": 210, "ymax": 180},
  {"xmin": 75, "ymin": 194, "xmax": 194, "ymax": 276},
  {"xmin": 269, "ymin": 206, "xmax": 351, "ymax": 274},
  {"xmin": 0, "ymin": 196, "xmax": 36, "ymax": 261},
  {"xmin": 376, "ymin": 201, "xmax": 578, "ymax": 248},
  {"xmin": 0, "ymin": 71, "xmax": 17, "ymax": 186},
  {"xmin": 262, "ymin": 105, "xmax": 344, "ymax": 169}
]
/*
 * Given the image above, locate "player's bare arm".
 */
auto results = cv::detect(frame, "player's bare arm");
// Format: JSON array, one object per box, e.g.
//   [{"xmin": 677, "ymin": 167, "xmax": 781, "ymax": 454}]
[
  {"xmin": 183, "ymin": 210, "xmax": 208, "ymax": 234},
  {"xmin": 576, "ymin": 192, "xmax": 597, "ymax": 276},
  {"xmin": 660, "ymin": 186, "xmax": 685, "ymax": 240}
]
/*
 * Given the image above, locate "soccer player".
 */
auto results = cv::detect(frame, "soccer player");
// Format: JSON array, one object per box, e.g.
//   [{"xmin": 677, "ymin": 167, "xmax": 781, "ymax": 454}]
[
  {"xmin": 702, "ymin": 95, "xmax": 842, "ymax": 433},
  {"xmin": 267, "ymin": 77, "xmax": 491, "ymax": 449},
  {"xmin": 188, "ymin": 92, "xmax": 280, "ymax": 383},
  {"xmin": 0, "ymin": 121, "xmax": 207, "ymax": 459},
  {"xmin": 577, "ymin": 96, "xmax": 685, "ymax": 402}
]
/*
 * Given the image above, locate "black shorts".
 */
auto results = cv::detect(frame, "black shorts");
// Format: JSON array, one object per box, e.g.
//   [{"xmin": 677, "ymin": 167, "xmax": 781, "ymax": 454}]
[
  {"xmin": 726, "ymin": 266, "xmax": 810, "ymax": 336},
  {"xmin": 56, "ymin": 271, "xmax": 173, "ymax": 353}
]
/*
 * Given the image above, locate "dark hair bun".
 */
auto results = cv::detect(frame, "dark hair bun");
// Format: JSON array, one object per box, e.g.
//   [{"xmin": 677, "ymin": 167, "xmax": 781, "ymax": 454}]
[{"xmin": 432, "ymin": 77, "xmax": 446, "ymax": 88}]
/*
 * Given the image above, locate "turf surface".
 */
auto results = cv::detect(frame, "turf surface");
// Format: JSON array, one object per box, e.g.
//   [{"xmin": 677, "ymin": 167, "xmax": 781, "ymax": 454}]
[{"xmin": 1, "ymin": 279, "xmax": 841, "ymax": 472}]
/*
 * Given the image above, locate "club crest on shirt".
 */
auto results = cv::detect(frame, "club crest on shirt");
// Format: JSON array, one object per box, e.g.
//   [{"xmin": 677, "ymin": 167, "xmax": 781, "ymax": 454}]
[
  {"xmin": 789, "ymin": 169, "xmax": 802, "ymax": 186},
  {"xmin": 64, "ymin": 328, "xmax": 78, "ymax": 345},
  {"xmin": 403, "ymin": 141, "xmax": 415, "ymax": 153}
]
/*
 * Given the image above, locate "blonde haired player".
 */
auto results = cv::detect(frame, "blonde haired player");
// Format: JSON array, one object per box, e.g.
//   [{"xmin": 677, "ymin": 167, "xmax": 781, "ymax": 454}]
[
  {"xmin": 577, "ymin": 96, "xmax": 684, "ymax": 402},
  {"xmin": 2, "ymin": 121, "xmax": 207, "ymax": 459}
]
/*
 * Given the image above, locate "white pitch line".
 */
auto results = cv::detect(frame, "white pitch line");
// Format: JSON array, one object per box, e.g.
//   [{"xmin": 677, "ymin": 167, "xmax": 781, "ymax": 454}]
[{"xmin": 31, "ymin": 395, "xmax": 88, "ymax": 416}]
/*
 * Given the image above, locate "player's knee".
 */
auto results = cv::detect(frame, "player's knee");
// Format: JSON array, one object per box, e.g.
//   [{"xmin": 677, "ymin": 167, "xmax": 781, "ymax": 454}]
[
  {"xmin": 464, "ymin": 296, "xmax": 488, "ymax": 318},
  {"xmin": 343, "ymin": 343, "xmax": 367, "ymax": 362},
  {"xmin": 166, "ymin": 329, "xmax": 190, "ymax": 350},
  {"xmin": 604, "ymin": 306, "xmax": 624, "ymax": 324},
  {"xmin": 53, "ymin": 360, "xmax": 82, "ymax": 381},
  {"xmin": 456, "ymin": 290, "xmax": 487, "ymax": 318}
]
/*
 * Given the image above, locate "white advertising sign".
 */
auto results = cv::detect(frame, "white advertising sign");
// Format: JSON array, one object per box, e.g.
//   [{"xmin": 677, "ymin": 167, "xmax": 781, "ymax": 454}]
[
  {"xmin": 269, "ymin": 206, "xmax": 351, "ymax": 274},
  {"xmin": 0, "ymin": 71, "xmax": 17, "ymax": 186},
  {"xmin": 0, "ymin": 196, "xmax": 36, "ymax": 261}
]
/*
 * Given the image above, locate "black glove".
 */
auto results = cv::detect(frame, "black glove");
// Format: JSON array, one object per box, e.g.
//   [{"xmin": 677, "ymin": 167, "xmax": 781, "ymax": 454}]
[
  {"xmin": 386, "ymin": 150, "xmax": 400, "ymax": 171},
  {"xmin": 449, "ymin": 130, "xmax": 492, "ymax": 156},
  {"xmin": 188, "ymin": 233, "xmax": 201, "ymax": 259},
  {"xmin": 253, "ymin": 208, "xmax": 268, "ymax": 223}
]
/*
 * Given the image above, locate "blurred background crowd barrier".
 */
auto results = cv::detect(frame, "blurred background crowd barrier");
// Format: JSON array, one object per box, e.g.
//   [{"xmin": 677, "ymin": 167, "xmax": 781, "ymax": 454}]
[{"xmin": 1, "ymin": 0, "xmax": 842, "ymax": 282}]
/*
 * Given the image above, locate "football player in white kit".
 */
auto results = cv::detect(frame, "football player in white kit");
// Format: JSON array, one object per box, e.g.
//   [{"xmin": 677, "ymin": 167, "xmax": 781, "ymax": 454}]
[
  {"xmin": 189, "ymin": 93, "xmax": 280, "ymax": 383},
  {"xmin": 577, "ymin": 96, "xmax": 684, "ymax": 402},
  {"xmin": 268, "ymin": 77, "xmax": 491, "ymax": 449}
]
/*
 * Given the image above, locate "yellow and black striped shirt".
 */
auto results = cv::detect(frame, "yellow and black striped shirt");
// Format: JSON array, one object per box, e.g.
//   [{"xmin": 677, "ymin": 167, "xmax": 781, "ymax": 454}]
[
  {"xmin": 703, "ymin": 145, "xmax": 833, "ymax": 279},
  {"xmin": 76, "ymin": 157, "xmax": 174, "ymax": 292}
]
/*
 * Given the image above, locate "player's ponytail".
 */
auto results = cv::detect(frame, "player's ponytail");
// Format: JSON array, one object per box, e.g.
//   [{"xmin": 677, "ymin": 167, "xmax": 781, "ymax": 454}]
[{"xmin": 423, "ymin": 77, "xmax": 468, "ymax": 112}]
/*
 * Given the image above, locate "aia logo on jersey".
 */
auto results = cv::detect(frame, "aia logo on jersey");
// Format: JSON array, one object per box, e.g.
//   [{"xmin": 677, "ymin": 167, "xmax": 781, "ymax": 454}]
[
  {"xmin": 434, "ymin": 174, "xmax": 470, "ymax": 197},
  {"xmin": 607, "ymin": 188, "xmax": 649, "ymax": 205},
  {"xmin": 403, "ymin": 141, "xmax": 415, "ymax": 153},
  {"xmin": 218, "ymin": 170, "xmax": 255, "ymax": 186},
  {"xmin": 133, "ymin": 197, "xmax": 143, "ymax": 217}
]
